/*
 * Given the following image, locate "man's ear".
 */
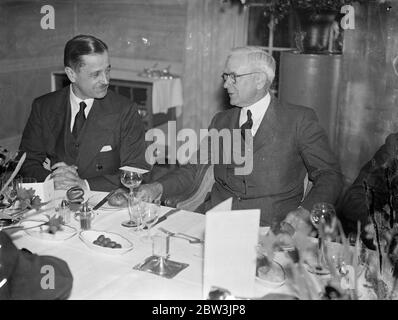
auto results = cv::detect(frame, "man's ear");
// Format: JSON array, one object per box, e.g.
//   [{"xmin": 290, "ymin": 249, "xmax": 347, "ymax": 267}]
[
  {"xmin": 255, "ymin": 72, "xmax": 268, "ymax": 90},
  {"xmin": 64, "ymin": 66, "xmax": 76, "ymax": 83}
]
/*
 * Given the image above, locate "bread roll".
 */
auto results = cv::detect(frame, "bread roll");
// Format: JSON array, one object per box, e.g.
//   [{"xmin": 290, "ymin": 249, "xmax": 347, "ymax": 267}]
[{"xmin": 108, "ymin": 190, "xmax": 128, "ymax": 207}]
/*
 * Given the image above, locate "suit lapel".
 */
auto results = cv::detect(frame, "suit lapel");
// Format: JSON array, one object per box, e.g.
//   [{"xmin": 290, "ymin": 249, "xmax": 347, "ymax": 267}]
[
  {"xmin": 253, "ymin": 94, "xmax": 279, "ymax": 153},
  {"xmin": 76, "ymin": 98, "xmax": 119, "ymax": 174}
]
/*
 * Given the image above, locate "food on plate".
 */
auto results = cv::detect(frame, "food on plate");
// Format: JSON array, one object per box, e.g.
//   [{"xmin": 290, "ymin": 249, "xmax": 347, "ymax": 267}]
[
  {"xmin": 66, "ymin": 186, "xmax": 85, "ymax": 204},
  {"xmin": 107, "ymin": 189, "xmax": 128, "ymax": 207},
  {"xmin": 92, "ymin": 234, "xmax": 122, "ymax": 248}
]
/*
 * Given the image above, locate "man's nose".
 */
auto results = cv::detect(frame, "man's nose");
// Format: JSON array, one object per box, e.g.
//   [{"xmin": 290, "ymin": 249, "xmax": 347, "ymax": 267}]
[
  {"xmin": 223, "ymin": 78, "xmax": 232, "ymax": 89},
  {"xmin": 101, "ymin": 72, "xmax": 110, "ymax": 85}
]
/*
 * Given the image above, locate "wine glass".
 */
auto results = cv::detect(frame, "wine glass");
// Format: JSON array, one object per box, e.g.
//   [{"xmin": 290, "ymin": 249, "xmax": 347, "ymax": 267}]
[
  {"xmin": 120, "ymin": 170, "xmax": 143, "ymax": 197},
  {"xmin": 310, "ymin": 202, "xmax": 337, "ymax": 274},
  {"xmin": 140, "ymin": 200, "xmax": 161, "ymax": 243},
  {"xmin": 120, "ymin": 170, "xmax": 143, "ymax": 228}
]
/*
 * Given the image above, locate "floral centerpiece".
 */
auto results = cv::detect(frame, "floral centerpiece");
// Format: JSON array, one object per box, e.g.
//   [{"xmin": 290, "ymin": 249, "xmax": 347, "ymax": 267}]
[{"xmin": 224, "ymin": 0, "xmax": 367, "ymax": 53}]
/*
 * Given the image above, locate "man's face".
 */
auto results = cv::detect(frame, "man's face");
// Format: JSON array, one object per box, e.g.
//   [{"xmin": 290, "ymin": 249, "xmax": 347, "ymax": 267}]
[
  {"xmin": 66, "ymin": 51, "xmax": 110, "ymax": 99},
  {"xmin": 223, "ymin": 53, "xmax": 262, "ymax": 108}
]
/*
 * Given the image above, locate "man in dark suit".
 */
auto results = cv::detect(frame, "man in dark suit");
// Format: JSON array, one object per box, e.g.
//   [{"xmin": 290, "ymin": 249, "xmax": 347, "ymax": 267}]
[
  {"xmin": 338, "ymin": 133, "xmax": 398, "ymax": 237},
  {"xmin": 138, "ymin": 47, "xmax": 342, "ymax": 232},
  {"xmin": 19, "ymin": 35, "xmax": 149, "ymax": 192},
  {"xmin": 0, "ymin": 231, "xmax": 73, "ymax": 299}
]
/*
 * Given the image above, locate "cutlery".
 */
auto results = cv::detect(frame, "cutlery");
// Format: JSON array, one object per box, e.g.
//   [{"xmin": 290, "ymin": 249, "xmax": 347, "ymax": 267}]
[
  {"xmin": 0, "ymin": 221, "xmax": 47, "ymax": 231},
  {"xmin": 92, "ymin": 189, "xmax": 118, "ymax": 211},
  {"xmin": 148, "ymin": 208, "xmax": 180, "ymax": 228},
  {"xmin": 158, "ymin": 227, "xmax": 203, "ymax": 244}
]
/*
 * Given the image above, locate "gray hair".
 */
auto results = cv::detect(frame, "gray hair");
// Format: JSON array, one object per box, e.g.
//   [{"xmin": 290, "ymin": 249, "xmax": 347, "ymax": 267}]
[{"xmin": 229, "ymin": 46, "xmax": 275, "ymax": 85}]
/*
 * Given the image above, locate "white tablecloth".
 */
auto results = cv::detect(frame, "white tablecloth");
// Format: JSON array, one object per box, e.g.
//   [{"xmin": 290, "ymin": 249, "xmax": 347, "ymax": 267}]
[{"xmin": 7, "ymin": 191, "xmax": 292, "ymax": 300}]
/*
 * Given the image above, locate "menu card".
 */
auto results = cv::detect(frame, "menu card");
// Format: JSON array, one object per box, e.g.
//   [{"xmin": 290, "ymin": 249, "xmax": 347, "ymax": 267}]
[
  {"xmin": 203, "ymin": 205, "xmax": 260, "ymax": 298},
  {"xmin": 119, "ymin": 166, "xmax": 149, "ymax": 174},
  {"xmin": 22, "ymin": 178, "xmax": 54, "ymax": 203}
]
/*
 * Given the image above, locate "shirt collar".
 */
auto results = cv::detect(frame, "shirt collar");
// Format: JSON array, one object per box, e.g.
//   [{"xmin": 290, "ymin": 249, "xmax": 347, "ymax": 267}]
[
  {"xmin": 69, "ymin": 85, "xmax": 94, "ymax": 111},
  {"xmin": 239, "ymin": 93, "xmax": 271, "ymax": 136}
]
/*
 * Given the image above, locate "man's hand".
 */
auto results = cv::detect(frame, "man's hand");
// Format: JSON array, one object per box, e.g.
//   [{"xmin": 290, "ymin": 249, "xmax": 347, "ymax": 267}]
[
  {"xmin": 50, "ymin": 162, "xmax": 87, "ymax": 190},
  {"xmin": 136, "ymin": 182, "xmax": 163, "ymax": 203}
]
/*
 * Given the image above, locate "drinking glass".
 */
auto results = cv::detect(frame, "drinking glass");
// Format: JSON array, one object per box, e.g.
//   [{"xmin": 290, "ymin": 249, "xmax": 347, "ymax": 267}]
[
  {"xmin": 120, "ymin": 170, "xmax": 143, "ymax": 228},
  {"xmin": 140, "ymin": 200, "xmax": 161, "ymax": 243},
  {"xmin": 122, "ymin": 192, "xmax": 144, "ymax": 229},
  {"xmin": 120, "ymin": 171, "xmax": 143, "ymax": 195},
  {"xmin": 310, "ymin": 202, "xmax": 337, "ymax": 274}
]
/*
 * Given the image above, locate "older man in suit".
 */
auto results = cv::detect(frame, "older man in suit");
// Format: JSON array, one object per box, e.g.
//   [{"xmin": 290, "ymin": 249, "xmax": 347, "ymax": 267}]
[
  {"xmin": 138, "ymin": 47, "xmax": 342, "ymax": 233},
  {"xmin": 19, "ymin": 35, "xmax": 149, "ymax": 192}
]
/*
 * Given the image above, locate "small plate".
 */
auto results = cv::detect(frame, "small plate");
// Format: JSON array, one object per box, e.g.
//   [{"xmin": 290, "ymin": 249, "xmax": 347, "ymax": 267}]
[
  {"xmin": 256, "ymin": 256, "xmax": 286, "ymax": 288},
  {"xmin": 79, "ymin": 230, "xmax": 133, "ymax": 255},
  {"xmin": 20, "ymin": 219, "xmax": 77, "ymax": 241}
]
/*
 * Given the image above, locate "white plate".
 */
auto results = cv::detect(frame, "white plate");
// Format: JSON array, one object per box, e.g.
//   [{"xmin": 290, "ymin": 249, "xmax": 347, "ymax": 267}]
[
  {"xmin": 256, "ymin": 257, "xmax": 286, "ymax": 288},
  {"xmin": 20, "ymin": 219, "xmax": 77, "ymax": 241},
  {"xmin": 79, "ymin": 230, "xmax": 134, "ymax": 255}
]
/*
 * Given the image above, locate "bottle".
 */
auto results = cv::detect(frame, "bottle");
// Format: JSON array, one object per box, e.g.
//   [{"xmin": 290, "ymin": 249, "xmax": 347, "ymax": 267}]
[
  {"xmin": 79, "ymin": 202, "xmax": 92, "ymax": 230},
  {"xmin": 59, "ymin": 200, "xmax": 71, "ymax": 224}
]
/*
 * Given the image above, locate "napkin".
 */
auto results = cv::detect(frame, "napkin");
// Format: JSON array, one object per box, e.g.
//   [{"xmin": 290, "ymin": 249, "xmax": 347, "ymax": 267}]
[
  {"xmin": 22, "ymin": 178, "xmax": 54, "ymax": 203},
  {"xmin": 203, "ymin": 207, "xmax": 260, "ymax": 298}
]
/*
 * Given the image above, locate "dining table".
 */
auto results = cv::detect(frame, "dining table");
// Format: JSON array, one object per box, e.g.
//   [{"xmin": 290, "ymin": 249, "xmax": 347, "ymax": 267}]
[{"xmin": 4, "ymin": 190, "xmax": 297, "ymax": 300}]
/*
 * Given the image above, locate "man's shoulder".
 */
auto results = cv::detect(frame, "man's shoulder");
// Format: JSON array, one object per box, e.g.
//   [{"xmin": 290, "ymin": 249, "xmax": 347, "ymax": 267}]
[
  {"xmin": 211, "ymin": 107, "xmax": 237, "ymax": 125},
  {"xmin": 276, "ymin": 100, "xmax": 315, "ymax": 118},
  {"xmin": 34, "ymin": 86, "xmax": 68, "ymax": 104},
  {"xmin": 102, "ymin": 89, "xmax": 134, "ymax": 110}
]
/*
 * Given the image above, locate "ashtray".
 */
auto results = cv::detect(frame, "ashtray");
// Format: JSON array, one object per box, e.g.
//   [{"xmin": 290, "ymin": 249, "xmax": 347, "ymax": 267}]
[{"xmin": 133, "ymin": 255, "xmax": 189, "ymax": 279}]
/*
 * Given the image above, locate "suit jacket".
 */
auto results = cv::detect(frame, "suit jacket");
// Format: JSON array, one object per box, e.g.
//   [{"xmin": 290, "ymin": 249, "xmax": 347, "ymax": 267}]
[
  {"xmin": 159, "ymin": 95, "xmax": 343, "ymax": 226},
  {"xmin": 19, "ymin": 86, "xmax": 149, "ymax": 191},
  {"xmin": 338, "ymin": 133, "xmax": 398, "ymax": 235},
  {"xmin": 0, "ymin": 231, "xmax": 73, "ymax": 300}
]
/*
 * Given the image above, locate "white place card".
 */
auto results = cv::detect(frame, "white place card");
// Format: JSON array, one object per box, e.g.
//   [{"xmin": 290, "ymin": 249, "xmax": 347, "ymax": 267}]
[
  {"xmin": 22, "ymin": 178, "xmax": 54, "ymax": 203},
  {"xmin": 203, "ymin": 208, "xmax": 260, "ymax": 298},
  {"xmin": 119, "ymin": 166, "xmax": 149, "ymax": 174}
]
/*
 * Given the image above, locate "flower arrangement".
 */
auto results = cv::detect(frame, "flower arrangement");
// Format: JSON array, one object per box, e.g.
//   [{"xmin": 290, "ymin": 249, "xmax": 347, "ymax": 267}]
[{"xmin": 225, "ymin": 0, "xmax": 367, "ymax": 24}]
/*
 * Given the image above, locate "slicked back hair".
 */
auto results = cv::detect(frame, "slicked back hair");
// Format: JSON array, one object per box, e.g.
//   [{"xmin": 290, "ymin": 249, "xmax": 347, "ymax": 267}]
[{"xmin": 64, "ymin": 35, "xmax": 108, "ymax": 70}]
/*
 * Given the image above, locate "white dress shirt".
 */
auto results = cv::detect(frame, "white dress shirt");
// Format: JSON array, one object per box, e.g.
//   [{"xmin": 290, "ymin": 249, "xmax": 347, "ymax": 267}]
[
  {"xmin": 239, "ymin": 93, "xmax": 271, "ymax": 137},
  {"xmin": 69, "ymin": 85, "xmax": 94, "ymax": 132}
]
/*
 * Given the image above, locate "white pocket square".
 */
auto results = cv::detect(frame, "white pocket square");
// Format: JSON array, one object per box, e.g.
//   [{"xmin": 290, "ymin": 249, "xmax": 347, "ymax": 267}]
[{"xmin": 100, "ymin": 145, "xmax": 112, "ymax": 152}]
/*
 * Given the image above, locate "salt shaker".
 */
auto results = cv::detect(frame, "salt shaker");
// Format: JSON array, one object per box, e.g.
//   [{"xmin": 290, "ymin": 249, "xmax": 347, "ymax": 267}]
[
  {"xmin": 79, "ymin": 202, "xmax": 92, "ymax": 230},
  {"xmin": 59, "ymin": 200, "xmax": 71, "ymax": 224}
]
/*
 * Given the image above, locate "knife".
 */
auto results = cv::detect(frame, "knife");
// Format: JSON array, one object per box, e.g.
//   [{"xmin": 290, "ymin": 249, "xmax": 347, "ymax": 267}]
[
  {"xmin": 146, "ymin": 207, "xmax": 180, "ymax": 229},
  {"xmin": 92, "ymin": 189, "xmax": 118, "ymax": 211}
]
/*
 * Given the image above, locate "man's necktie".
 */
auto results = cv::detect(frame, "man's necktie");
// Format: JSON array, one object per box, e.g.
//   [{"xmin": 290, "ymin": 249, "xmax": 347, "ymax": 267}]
[
  {"xmin": 72, "ymin": 101, "xmax": 87, "ymax": 139},
  {"xmin": 240, "ymin": 109, "xmax": 253, "ymax": 140}
]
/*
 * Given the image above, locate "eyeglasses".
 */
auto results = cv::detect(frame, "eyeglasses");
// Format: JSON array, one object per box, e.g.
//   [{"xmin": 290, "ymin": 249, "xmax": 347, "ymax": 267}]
[{"xmin": 221, "ymin": 72, "xmax": 264, "ymax": 84}]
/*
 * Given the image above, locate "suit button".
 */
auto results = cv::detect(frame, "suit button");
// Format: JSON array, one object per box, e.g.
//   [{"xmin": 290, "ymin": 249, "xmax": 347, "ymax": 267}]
[
  {"xmin": 237, "ymin": 197, "xmax": 241, "ymax": 201},
  {"xmin": 96, "ymin": 164, "xmax": 103, "ymax": 171},
  {"xmin": 75, "ymin": 143, "xmax": 79, "ymax": 148}
]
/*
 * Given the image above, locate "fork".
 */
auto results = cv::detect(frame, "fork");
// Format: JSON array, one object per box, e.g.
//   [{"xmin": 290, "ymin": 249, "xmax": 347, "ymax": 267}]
[{"xmin": 158, "ymin": 227, "xmax": 203, "ymax": 244}]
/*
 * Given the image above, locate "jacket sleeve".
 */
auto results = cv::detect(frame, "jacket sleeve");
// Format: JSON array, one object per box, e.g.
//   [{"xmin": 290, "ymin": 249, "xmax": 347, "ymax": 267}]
[
  {"xmin": 156, "ymin": 114, "xmax": 218, "ymax": 199},
  {"xmin": 297, "ymin": 108, "xmax": 343, "ymax": 211},
  {"xmin": 19, "ymin": 99, "xmax": 52, "ymax": 182},
  {"xmin": 86, "ymin": 104, "xmax": 151, "ymax": 192},
  {"xmin": 0, "ymin": 231, "xmax": 73, "ymax": 300}
]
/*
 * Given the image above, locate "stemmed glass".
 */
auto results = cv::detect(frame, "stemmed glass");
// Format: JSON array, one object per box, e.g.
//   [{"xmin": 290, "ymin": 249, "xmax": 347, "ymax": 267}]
[
  {"xmin": 140, "ymin": 199, "xmax": 161, "ymax": 243},
  {"xmin": 310, "ymin": 202, "xmax": 337, "ymax": 274},
  {"xmin": 120, "ymin": 170, "xmax": 143, "ymax": 228}
]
